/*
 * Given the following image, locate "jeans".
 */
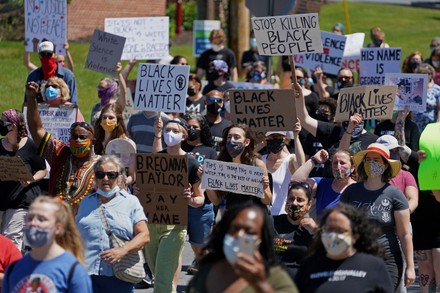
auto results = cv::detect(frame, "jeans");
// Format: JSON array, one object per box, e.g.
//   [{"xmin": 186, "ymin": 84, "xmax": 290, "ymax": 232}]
[{"xmin": 91, "ymin": 275, "xmax": 134, "ymax": 293}]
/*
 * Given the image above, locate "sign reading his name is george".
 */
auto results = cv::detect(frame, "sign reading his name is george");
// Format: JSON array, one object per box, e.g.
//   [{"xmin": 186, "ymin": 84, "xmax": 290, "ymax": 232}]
[
  {"xmin": 201, "ymin": 159, "xmax": 265, "ymax": 198},
  {"xmin": 251, "ymin": 13, "xmax": 323, "ymax": 56},
  {"xmin": 25, "ymin": 0, "xmax": 67, "ymax": 55},
  {"xmin": 359, "ymin": 48, "xmax": 402, "ymax": 85},
  {"xmin": 135, "ymin": 154, "xmax": 188, "ymax": 225},
  {"xmin": 85, "ymin": 29, "xmax": 126, "ymax": 76},
  {"xmin": 0, "ymin": 157, "xmax": 34, "ymax": 182},
  {"xmin": 229, "ymin": 89, "xmax": 296, "ymax": 131},
  {"xmin": 134, "ymin": 63, "xmax": 190, "ymax": 113},
  {"xmin": 384, "ymin": 73, "xmax": 428, "ymax": 112},
  {"xmin": 334, "ymin": 85, "xmax": 397, "ymax": 122}
]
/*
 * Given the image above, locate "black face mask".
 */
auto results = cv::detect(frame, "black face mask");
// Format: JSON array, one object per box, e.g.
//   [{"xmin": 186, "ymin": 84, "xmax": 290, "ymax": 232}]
[
  {"xmin": 187, "ymin": 128, "xmax": 201, "ymax": 141},
  {"xmin": 187, "ymin": 88, "xmax": 197, "ymax": 96},
  {"xmin": 373, "ymin": 39, "xmax": 383, "ymax": 47},
  {"xmin": 207, "ymin": 103, "xmax": 222, "ymax": 115},
  {"xmin": 266, "ymin": 138, "xmax": 285, "ymax": 154},
  {"xmin": 338, "ymin": 80, "xmax": 353, "ymax": 89},
  {"xmin": 207, "ymin": 70, "xmax": 221, "ymax": 81},
  {"xmin": 316, "ymin": 112, "xmax": 331, "ymax": 122},
  {"xmin": 0, "ymin": 121, "xmax": 11, "ymax": 136}
]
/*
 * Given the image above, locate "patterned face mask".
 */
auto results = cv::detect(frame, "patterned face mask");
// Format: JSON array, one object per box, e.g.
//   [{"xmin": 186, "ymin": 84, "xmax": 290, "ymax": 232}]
[
  {"xmin": 332, "ymin": 165, "xmax": 351, "ymax": 180},
  {"xmin": 364, "ymin": 160, "xmax": 385, "ymax": 178}
]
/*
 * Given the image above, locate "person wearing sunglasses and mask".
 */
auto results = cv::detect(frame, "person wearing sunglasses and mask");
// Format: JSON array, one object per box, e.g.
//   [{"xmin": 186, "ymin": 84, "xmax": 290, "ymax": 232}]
[
  {"xmin": 26, "ymin": 82, "xmax": 99, "ymax": 212},
  {"xmin": 75, "ymin": 155, "xmax": 149, "ymax": 292},
  {"xmin": 295, "ymin": 203, "xmax": 393, "ymax": 293},
  {"xmin": 245, "ymin": 62, "xmax": 280, "ymax": 89},
  {"xmin": 186, "ymin": 74, "xmax": 207, "ymax": 115},
  {"xmin": 295, "ymin": 67, "xmax": 319, "ymax": 118},
  {"xmin": 201, "ymin": 60, "xmax": 235, "ymax": 95},
  {"xmin": 188, "ymin": 203, "xmax": 298, "ymax": 292},
  {"xmin": 272, "ymin": 182, "xmax": 316, "ymax": 280}
]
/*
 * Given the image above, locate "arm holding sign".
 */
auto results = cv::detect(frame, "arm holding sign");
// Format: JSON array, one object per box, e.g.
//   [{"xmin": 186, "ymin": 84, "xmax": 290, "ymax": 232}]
[
  {"xmin": 292, "ymin": 118, "xmax": 306, "ymax": 172},
  {"xmin": 152, "ymin": 115, "xmax": 164, "ymax": 153},
  {"xmin": 122, "ymin": 58, "xmax": 137, "ymax": 81},
  {"xmin": 256, "ymin": 159, "xmax": 272, "ymax": 205},
  {"xmin": 19, "ymin": 168, "xmax": 47, "ymax": 187},
  {"xmin": 115, "ymin": 62, "xmax": 127, "ymax": 113},
  {"xmin": 312, "ymin": 66, "xmax": 330, "ymax": 99},
  {"xmin": 184, "ymin": 182, "xmax": 205, "ymax": 208},
  {"xmin": 340, "ymin": 114, "xmax": 362, "ymax": 151},
  {"xmin": 293, "ymin": 82, "xmax": 318, "ymax": 137},
  {"xmin": 25, "ymin": 82, "xmax": 46, "ymax": 147},
  {"xmin": 63, "ymin": 42, "xmax": 75, "ymax": 73},
  {"xmin": 23, "ymin": 48, "xmax": 37, "ymax": 72}
]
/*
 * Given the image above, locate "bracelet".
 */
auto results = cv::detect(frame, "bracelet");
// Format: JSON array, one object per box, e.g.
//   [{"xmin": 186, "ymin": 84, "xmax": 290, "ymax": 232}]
[
  {"xmin": 310, "ymin": 156, "xmax": 319, "ymax": 165},
  {"xmin": 345, "ymin": 129, "xmax": 353, "ymax": 135},
  {"xmin": 154, "ymin": 135, "xmax": 161, "ymax": 139}
]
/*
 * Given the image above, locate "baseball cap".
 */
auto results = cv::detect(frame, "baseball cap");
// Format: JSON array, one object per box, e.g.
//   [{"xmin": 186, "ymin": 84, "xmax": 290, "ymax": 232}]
[
  {"xmin": 210, "ymin": 60, "xmax": 228, "ymax": 74},
  {"xmin": 376, "ymin": 135, "xmax": 400, "ymax": 150},
  {"xmin": 38, "ymin": 41, "xmax": 54, "ymax": 54},
  {"xmin": 265, "ymin": 131, "xmax": 287, "ymax": 137}
]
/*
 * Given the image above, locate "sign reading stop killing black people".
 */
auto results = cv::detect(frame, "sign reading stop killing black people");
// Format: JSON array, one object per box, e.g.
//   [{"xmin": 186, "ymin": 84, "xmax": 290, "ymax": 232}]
[
  {"xmin": 135, "ymin": 154, "xmax": 188, "ymax": 225},
  {"xmin": 134, "ymin": 63, "xmax": 190, "ymax": 113},
  {"xmin": 251, "ymin": 13, "xmax": 323, "ymax": 56},
  {"xmin": 229, "ymin": 89, "xmax": 296, "ymax": 131},
  {"xmin": 334, "ymin": 85, "xmax": 397, "ymax": 122}
]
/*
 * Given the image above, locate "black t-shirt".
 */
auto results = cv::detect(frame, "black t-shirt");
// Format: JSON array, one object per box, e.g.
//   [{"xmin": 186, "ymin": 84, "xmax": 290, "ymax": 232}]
[
  {"xmin": 305, "ymin": 92, "xmax": 319, "ymax": 119},
  {"xmin": 374, "ymin": 120, "xmax": 420, "ymax": 152},
  {"xmin": 241, "ymin": 49, "xmax": 269, "ymax": 69},
  {"xmin": 186, "ymin": 96, "xmax": 207, "ymax": 115},
  {"xmin": 207, "ymin": 117, "xmax": 232, "ymax": 152},
  {"xmin": 160, "ymin": 150, "xmax": 200, "ymax": 185},
  {"xmin": 411, "ymin": 190, "xmax": 440, "ymax": 250},
  {"xmin": 0, "ymin": 138, "xmax": 46, "ymax": 211},
  {"xmin": 202, "ymin": 81, "xmax": 235, "ymax": 95},
  {"xmin": 295, "ymin": 252, "xmax": 394, "ymax": 293},
  {"xmin": 196, "ymin": 48, "xmax": 237, "ymax": 77}
]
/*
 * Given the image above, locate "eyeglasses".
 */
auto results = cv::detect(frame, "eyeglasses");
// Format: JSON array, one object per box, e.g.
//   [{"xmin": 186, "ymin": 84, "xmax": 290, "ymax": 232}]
[
  {"xmin": 95, "ymin": 171, "xmax": 119, "ymax": 179},
  {"xmin": 39, "ymin": 52, "xmax": 52, "ymax": 57},
  {"xmin": 207, "ymin": 97, "xmax": 222, "ymax": 103},
  {"xmin": 339, "ymin": 76, "xmax": 352, "ymax": 81},
  {"xmin": 288, "ymin": 181, "xmax": 312, "ymax": 194}
]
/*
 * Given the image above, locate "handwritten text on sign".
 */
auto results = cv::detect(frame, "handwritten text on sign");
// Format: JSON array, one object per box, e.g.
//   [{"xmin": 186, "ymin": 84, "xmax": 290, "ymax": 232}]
[
  {"xmin": 134, "ymin": 64, "xmax": 190, "ymax": 113},
  {"xmin": 229, "ymin": 89, "xmax": 296, "ymax": 131},
  {"xmin": 334, "ymin": 85, "xmax": 397, "ymax": 122},
  {"xmin": 418, "ymin": 122, "xmax": 440, "ymax": 190},
  {"xmin": 202, "ymin": 159, "xmax": 264, "ymax": 198},
  {"xmin": 25, "ymin": 0, "xmax": 67, "ymax": 55},
  {"xmin": 0, "ymin": 156, "xmax": 34, "ymax": 182},
  {"xmin": 105, "ymin": 17, "xmax": 169, "ymax": 60},
  {"xmin": 251, "ymin": 13, "xmax": 323, "ymax": 55},
  {"xmin": 136, "ymin": 154, "xmax": 188, "ymax": 225},
  {"xmin": 359, "ymin": 48, "xmax": 402, "ymax": 85}
]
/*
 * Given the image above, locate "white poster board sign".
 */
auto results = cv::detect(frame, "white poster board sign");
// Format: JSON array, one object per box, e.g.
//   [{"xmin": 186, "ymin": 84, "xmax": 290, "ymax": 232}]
[
  {"xmin": 105, "ymin": 17, "xmax": 169, "ymax": 60},
  {"xmin": 23, "ymin": 105, "xmax": 77, "ymax": 145},
  {"xmin": 384, "ymin": 73, "xmax": 428, "ymax": 112},
  {"xmin": 201, "ymin": 159, "xmax": 264, "ymax": 198},
  {"xmin": 294, "ymin": 31, "xmax": 346, "ymax": 75},
  {"xmin": 359, "ymin": 48, "xmax": 402, "ymax": 85},
  {"xmin": 134, "ymin": 63, "xmax": 190, "ymax": 113},
  {"xmin": 228, "ymin": 82, "xmax": 274, "ymax": 90},
  {"xmin": 341, "ymin": 33, "xmax": 365, "ymax": 72},
  {"xmin": 24, "ymin": 0, "xmax": 67, "ymax": 55},
  {"xmin": 251, "ymin": 13, "xmax": 323, "ymax": 55},
  {"xmin": 85, "ymin": 29, "xmax": 126, "ymax": 76},
  {"xmin": 193, "ymin": 20, "xmax": 221, "ymax": 57}
]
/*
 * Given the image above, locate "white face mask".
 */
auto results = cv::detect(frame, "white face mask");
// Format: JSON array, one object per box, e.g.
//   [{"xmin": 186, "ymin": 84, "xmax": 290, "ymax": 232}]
[
  {"xmin": 321, "ymin": 232, "xmax": 352, "ymax": 256},
  {"xmin": 223, "ymin": 234, "xmax": 239, "ymax": 265},
  {"xmin": 97, "ymin": 186, "xmax": 120, "ymax": 198},
  {"xmin": 211, "ymin": 44, "xmax": 223, "ymax": 52},
  {"xmin": 163, "ymin": 131, "xmax": 183, "ymax": 147},
  {"xmin": 432, "ymin": 61, "xmax": 440, "ymax": 68}
]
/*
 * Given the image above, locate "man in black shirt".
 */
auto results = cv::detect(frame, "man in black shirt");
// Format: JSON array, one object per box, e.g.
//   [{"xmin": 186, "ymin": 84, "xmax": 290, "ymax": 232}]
[{"xmin": 204, "ymin": 90, "xmax": 232, "ymax": 152}]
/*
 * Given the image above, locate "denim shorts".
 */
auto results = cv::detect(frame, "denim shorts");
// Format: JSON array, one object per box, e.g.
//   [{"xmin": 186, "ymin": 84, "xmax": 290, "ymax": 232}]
[{"xmin": 187, "ymin": 203, "xmax": 215, "ymax": 246}]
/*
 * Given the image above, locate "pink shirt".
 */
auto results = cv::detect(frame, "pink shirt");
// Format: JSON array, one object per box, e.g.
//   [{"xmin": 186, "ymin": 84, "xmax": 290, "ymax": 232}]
[{"xmin": 389, "ymin": 170, "xmax": 417, "ymax": 193}]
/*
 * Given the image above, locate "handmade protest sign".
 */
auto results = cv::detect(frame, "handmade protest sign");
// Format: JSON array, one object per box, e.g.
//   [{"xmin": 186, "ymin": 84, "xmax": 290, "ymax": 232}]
[
  {"xmin": 136, "ymin": 154, "xmax": 188, "ymax": 225},
  {"xmin": 201, "ymin": 159, "xmax": 264, "ymax": 198},
  {"xmin": 228, "ymin": 82, "xmax": 274, "ymax": 90},
  {"xmin": 418, "ymin": 122, "xmax": 440, "ymax": 190},
  {"xmin": 105, "ymin": 17, "xmax": 169, "ymax": 60},
  {"xmin": 23, "ymin": 104, "xmax": 77, "ymax": 145},
  {"xmin": 341, "ymin": 33, "xmax": 365, "ymax": 72},
  {"xmin": 384, "ymin": 73, "xmax": 428, "ymax": 112},
  {"xmin": 24, "ymin": 0, "xmax": 67, "ymax": 55},
  {"xmin": 193, "ymin": 20, "xmax": 221, "ymax": 57},
  {"xmin": 251, "ymin": 13, "xmax": 323, "ymax": 56},
  {"xmin": 0, "ymin": 156, "xmax": 34, "ymax": 182},
  {"xmin": 229, "ymin": 89, "xmax": 296, "ymax": 131},
  {"xmin": 359, "ymin": 48, "xmax": 402, "ymax": 85},
  {"xmin": 134, "ymin": 63, "xmax": 190, "ymax": 113},
  {"xmin": 334, "ymin": 85, "xmax": 397, "ymax": 122},
  {"xmin": 85, "ymin": 29, "xmax": 125, "ymax": 76},
  {"xmin": 294, "ymin": 31, "xmax": 346, "ymax": 75}
]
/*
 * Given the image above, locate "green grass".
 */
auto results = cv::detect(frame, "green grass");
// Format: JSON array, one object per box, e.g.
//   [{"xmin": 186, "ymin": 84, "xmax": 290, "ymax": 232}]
[{"xmin": 0, "ymin": 2, "xmax": 439, "ymax": 122}]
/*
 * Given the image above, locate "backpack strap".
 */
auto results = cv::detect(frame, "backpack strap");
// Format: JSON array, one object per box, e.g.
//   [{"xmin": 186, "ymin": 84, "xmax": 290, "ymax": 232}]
[
  {"xmin": 7, "ymin": 260, "xmax": 19, "ymax": 285},
  {"xmin": 68, "ymin": 261, "xmax": 80, "ymax": 286}
]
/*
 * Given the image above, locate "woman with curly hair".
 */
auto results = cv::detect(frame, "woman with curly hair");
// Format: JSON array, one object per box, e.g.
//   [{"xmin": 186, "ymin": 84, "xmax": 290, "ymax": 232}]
[
  {"xmin": 402, "ymin": 51, "xmax": 424, "ymax": 73},
  {"xmin": 295, "ymin": 203, "xmax": 393, "ymax": 293}
]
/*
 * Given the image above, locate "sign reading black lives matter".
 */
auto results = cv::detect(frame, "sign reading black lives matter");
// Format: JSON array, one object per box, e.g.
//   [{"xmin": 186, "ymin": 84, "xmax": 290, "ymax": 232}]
[
  {"xmin": 334, "ymin": 85, "xmax": 397, "ymax": 122},
  {"xmin": 229, "ymin": 89, "xmax": 296, "ymax": 131},
  {"xmin": 85, "ymin": 29, "xmax": 126, "ymax": 76},
  {"xmin": 135, "ymin": 154, "xmax": 188, "ymax": 225},
  {"xmin": 134, "ymin": 64, "xmax": 190, "ymax": 113},
  {"xmin": 251, "ymin": 13, "xmax": 323, "ymax": 55},
  {"xmin": 201, "ymin": 159, "xmax": 265, "ymax": 198}
]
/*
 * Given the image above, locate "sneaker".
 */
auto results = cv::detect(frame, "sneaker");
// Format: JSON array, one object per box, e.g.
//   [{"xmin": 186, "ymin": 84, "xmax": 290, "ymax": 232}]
[
  {"xmin": 187, "ymin": 259, "xmax": 199, "ymax": 275},
  {"xmin": 135, "ymin": 265, "xmax": 154, "ymax": 289}
]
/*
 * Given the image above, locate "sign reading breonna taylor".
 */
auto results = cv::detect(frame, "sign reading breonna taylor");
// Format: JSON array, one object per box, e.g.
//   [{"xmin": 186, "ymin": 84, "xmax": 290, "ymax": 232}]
[
  {"xmin": 134, "ymin": 63, "xmax": 190, "ymax": 113},
  {"xmin": 251, "ymin": 13, "xmax": 323, "ymax": 56}
]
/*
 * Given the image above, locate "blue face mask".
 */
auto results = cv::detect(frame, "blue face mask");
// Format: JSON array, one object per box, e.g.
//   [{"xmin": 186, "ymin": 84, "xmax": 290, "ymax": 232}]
[
  {"xmin": 298, "ymin": 79, "xmax": 306, "ymax": 86},
  {"xmin": 97, "ymin": 186, "xmax": 120, "ymax": 198},
  {"xmin": 24, "ymin": 226, "xmax": 50, "ymax": 248},
  {"xmin": 45, "ymin": 86, "xmax": 59, "ymax": 101},
  {"xmin": 250, "ymin": 38, "xmax": 257, "ymax": 48}
]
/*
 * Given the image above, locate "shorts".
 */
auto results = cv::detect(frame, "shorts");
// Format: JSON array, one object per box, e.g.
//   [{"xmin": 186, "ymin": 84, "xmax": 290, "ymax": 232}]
[{"xmin": 187, "ymin": 203, "xmax": 214, "ymax": 246}]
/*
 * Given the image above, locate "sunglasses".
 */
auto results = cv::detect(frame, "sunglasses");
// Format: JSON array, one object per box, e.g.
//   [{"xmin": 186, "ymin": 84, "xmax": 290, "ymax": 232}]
[
  {"xmin": 71, "ymin": 134, "xmax": 88, "ymax": 140},
  {"xmin": 95, "ymin": 171, "xmax": 119, "ymax": 179},
  {"xmin": 288, "ymin": 181, "xmax": 312, "ymax": 194},
  {"xmin": 339, "ymin": 76, "xmax": 352, "ymax": 81},
  {"xmin": 208, "ymin": 97, "xmax": 222, "ymax": 103},
  {"xmin": 39, "ymin": 52, "xmax": 53, "ymax": 57}
]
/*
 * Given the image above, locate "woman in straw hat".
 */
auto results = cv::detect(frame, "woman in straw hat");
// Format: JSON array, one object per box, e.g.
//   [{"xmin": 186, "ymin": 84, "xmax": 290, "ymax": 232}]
[{"xmin": 340, "ymin": 143, "xmax": 415, "ymax": 291}]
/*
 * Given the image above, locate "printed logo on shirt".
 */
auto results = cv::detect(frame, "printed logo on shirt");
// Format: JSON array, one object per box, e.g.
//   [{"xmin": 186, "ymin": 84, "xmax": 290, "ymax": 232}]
[
  {"xmin": 14, "ymin": 274, "xmax": 56, "ymax": 293},
  {"xmin": 310, "ymin": 270, "xmax": 367, "ymax": 282},
  {"xmin": 186, "ymin": 104, "xmax": 202, "ymax": 113},
  {"xmin": 188, "ymin": 152, "xmax": 206, "ymax": 163},
  {"xmin": 353, "ymin": 198, "xmax": 392, "ymax": 223}
]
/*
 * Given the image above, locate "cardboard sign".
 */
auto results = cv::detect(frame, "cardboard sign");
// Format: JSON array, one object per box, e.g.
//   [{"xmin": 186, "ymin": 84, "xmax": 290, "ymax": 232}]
[
  {"xmin": 229, "ymin": 89, "xmax": 296, "ymax": 131},
  {"xmin": 193, "ymin": 20, "xmax": 221, "ymax": 57},
  {"xmin": 105, "ymin": 17, "xmax": 169, "ymax": 60},
  {"xmin": 334, "ymin": 85, "xmax": 397, "ymax": 122},
  {"xmin": 134, "ymin": 63, "xmax": 190, "ymax": 113},
  {"xmin": 85, "ymin": 29, "xmax": 126, "ymax": 76},
  {"xmin": 251, "ymin": 13, "xmax": 323, "ymax": 56},
  {"xmin": 23, "ymin": 104, "xmax": 77, "ymax": 145},
  {"xmin": 418, "ymin": 122, "xmax": 440, "ymax": 190},
  {"xmin": 105, "ymin": 138, "xmax": 137, "ymax": 167},
  {"xmin": 201, "ymin": 159, "xmax": 264, "ymax": 198},
  {"xmin": 384, "ymin": 73, "xmax": 428, "ymax": 112},
  {"xmin": 359, "ymin": 48, "xmax": 402, "ymax": 85},
  {"xmin": 295, "ymin": 31, "xmax": 346, "ymax": 75},
  {"xmin": 228, "ymin": 82, "xmax": 274, "ymax": 90},
  {"xmin": 135, "ymin": 154, "xmax": 188, "ymax": 225},
  {"xmin": 24, "ymin": 0, "xmax": 67, "ymax": 55},
  {"xmin": 0, "ymin": 156, "xmax": 34, "ymax": 182},
  {"xmin": 341, "ymin": 33, "xmax": 365, "ymax": 72}
]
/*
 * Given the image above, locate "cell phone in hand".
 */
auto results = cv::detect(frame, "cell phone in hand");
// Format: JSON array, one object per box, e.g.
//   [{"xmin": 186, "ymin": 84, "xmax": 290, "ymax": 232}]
[{"xmin": 238, "ymin": 233, "xmax": 258, "ymax": 258}]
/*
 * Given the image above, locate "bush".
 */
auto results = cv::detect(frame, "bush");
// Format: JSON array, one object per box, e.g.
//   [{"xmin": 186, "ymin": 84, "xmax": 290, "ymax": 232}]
[{"xmin": 167, "ymin": 0, "xmax": 197, "ymax": 38}]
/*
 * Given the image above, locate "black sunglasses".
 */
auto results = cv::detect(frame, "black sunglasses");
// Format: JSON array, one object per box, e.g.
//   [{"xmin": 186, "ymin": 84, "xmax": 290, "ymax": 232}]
[
  {"xmin": 288, "ymin": 181, "xmax": 312, "ymax": 194},
  {"xmin": 39, "ymin": 52, "xmax": 53, "ymax": 57},
  {"xmin": 95, "ymin": 171, "xmax": 119, "ymax": 179}
]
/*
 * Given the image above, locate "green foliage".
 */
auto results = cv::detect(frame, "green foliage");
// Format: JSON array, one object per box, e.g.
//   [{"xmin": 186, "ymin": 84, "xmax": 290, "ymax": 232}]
[{"xmin": 167, "ymin": 0, "xmax": 197, "ymax": 38}]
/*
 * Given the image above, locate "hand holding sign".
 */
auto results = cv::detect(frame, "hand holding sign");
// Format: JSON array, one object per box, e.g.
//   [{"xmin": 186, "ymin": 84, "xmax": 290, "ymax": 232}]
[{"xmin": 154, "ymin": 114, "xmax": 163, "ymax": 137}]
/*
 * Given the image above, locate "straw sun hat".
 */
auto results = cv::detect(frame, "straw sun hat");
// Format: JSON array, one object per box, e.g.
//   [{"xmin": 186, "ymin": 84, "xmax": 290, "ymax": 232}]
[{"xmin": 352, "ymin": 143, "xmax": 401, "ymax": 178}]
